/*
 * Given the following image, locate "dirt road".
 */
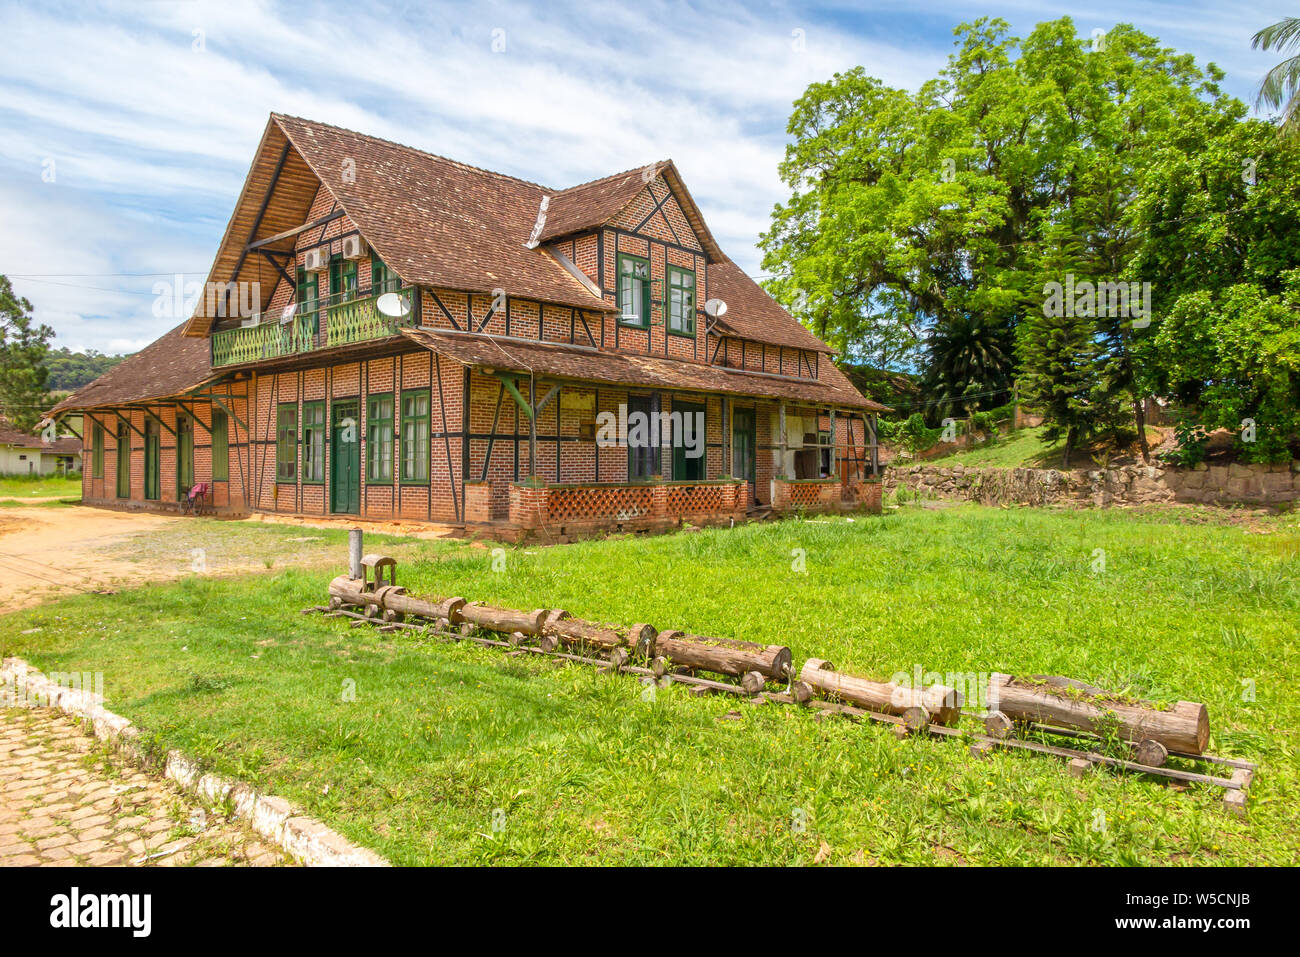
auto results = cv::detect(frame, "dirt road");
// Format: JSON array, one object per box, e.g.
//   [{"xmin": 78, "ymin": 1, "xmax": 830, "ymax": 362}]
[{"xmin": 0, "ymin": 505, "xmax": 462, "ymax": 614}]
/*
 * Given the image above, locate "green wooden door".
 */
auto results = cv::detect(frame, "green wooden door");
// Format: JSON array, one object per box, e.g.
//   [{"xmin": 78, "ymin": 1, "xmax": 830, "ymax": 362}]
[
  {"xmin": 144, "ymin": 419, "xmax": 160, "ymax": 500},
  {"xmin": 671, "ymin": 400, "xmax": 706, "ymax": 481},
  {"xmin": 331, "ymin": 400, "xmax": 360, "ymax": 514},
  {"xmin": 731, "ymin": 408, "xmax": 756, "ymax": 503},
  {"xmin": 176, "ymin": 414, "xmax": 194, "ymax": 495},
  {"xmin": 115, "ymin": 421, "xmax": 131, "ymax": 498}
]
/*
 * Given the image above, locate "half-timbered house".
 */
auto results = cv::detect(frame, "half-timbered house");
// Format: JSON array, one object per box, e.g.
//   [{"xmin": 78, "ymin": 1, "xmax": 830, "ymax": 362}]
[{"xmin": 53, "ymin": 114, "xmax": 885, "ymax": 539}]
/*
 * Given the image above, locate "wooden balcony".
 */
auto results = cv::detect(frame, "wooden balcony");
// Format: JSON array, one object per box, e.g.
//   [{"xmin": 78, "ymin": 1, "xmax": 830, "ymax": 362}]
[{"xmin": 210, "ymin": 287, "xmax": 416, "ymax": 368}]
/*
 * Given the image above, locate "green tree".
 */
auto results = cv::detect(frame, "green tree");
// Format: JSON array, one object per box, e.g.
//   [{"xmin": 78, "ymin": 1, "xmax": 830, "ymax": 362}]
[
  {"xmin": 761, "ymin": 17, "xmax": 1238, "ymax": 451},
  {"xmin": 920, "ymin": 313, "xmax": 1014, "ymax": 426},
  {"xmin": 1253, "ymin": 16, "xmax": 1300, "ymax": 138},
  {"xmin": 0, "ymin": 276, "xmax": 53, "ymax": 433}
]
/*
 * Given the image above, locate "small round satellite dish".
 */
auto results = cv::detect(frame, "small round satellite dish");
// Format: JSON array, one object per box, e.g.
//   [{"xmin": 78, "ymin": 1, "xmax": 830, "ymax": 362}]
[
  {"xmin": 704, "ymin": 298, "xmax": 728, "ymax": 318},
  {"xmin": 375, "ymin": 292, "xmax": 410, "ymax": 318}
]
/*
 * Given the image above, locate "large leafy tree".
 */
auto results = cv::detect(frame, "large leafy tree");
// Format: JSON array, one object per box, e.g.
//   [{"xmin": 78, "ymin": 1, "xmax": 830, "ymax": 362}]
[
  {"xmin": 0, "ymin": 275, "xmax": 53, "ymax": 433},
  {"xmin": 1131, "ymin": 119, "xmax": 1300, "ymax": 461},
  {"xmin": 762, "ymin": 17, "xmax": 1240, "ymax": 453}
]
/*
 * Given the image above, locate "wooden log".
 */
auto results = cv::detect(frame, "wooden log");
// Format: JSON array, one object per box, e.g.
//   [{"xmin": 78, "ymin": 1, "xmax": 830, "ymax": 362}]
[
  {"xmin": 542, "ymin": 616, "xmax": 657, "ymax": 658},
  {"xmin": 989, "ymin": 674, "xmax": 1210, "ymax": 754},
  {"xmin": 740, "ymin": 671, "xmax": 766, "ymax": 695},
  {"xmin": 458, "ymin": 603, "xmax": 548, "ymax": 636},
  {"xmin": 984, "ymin": 711, "xmax": 1013, "ymax": 739},
  {"xmin": 654, "ymin": 629, "xmax": 792, "ymax": 679},
  {"xmin": 797, "ymin": 659, "xmax": 962, "ymax": 726},
  {"xmin": 1133, "ymin": 739, "xmax": 1168, "ymax": 768}
]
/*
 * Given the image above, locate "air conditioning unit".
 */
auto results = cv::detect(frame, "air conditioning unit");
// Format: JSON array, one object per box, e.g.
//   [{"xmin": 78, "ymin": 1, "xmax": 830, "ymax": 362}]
[
  {"xmin": 341, "ymin": 235, "xmax": 367, "ymax": 261},
  {"xmin": 302, "ymin": 247, "xmax": 329, "ymax": 272}
]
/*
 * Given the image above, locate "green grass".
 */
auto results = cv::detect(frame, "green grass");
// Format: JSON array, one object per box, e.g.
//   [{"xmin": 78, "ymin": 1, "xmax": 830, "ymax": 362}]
[
  {"xmin": 3, "ymin": 505, "xmax": 1296, "ymax": 865},
  {"xmin": 922, "ymin": 425, "xmax": 1163, "ymax": 469},
  {"xmin": 923, "ymin": 426, "xmax": 1065, "ymax": 468},
  {"xmin": 0, "ymin": 473, "xmax": 82, "ymax": 500}
]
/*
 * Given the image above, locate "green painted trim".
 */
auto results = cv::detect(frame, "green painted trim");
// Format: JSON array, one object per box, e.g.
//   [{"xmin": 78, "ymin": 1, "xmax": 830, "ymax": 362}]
[
  {"xmin": 616, "ymin": 252, "xmax": 651, "ymax": 328},
  {"xmin": 666, "ymin": 263, "xmax": 696, "ymax": 337},
  {"xmin": 399, "ymin": 388, "xmax": 430, "ymax": 485},
  {"xmin": 301, "ymin": 400, "xmax": 326, "ymax": 485},
  {"xmin": 366, "ymin": 392, "xmax": 395, "ymax": 484}
]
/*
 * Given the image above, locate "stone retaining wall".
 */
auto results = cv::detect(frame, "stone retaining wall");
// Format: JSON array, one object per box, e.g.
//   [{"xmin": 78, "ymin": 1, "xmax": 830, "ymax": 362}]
[{"xmin": 884, "ymin": 461, "xmax": 1300, "ymax": 508}]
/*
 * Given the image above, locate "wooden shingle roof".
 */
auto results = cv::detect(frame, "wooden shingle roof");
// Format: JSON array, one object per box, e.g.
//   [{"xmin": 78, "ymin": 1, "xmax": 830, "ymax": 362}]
[
  {"xmin": 51, "ymin": 322, "xmax": 215, "ymax": 413},
  {"xmin": 401, "ymin": 328, "xmax": 886, "ymax": 411}
]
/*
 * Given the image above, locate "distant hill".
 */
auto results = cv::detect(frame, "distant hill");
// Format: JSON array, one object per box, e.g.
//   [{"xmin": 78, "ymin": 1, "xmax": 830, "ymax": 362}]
[{"xmin": 44, "ymin": 347, "xmax": 132, "ymax": 391}]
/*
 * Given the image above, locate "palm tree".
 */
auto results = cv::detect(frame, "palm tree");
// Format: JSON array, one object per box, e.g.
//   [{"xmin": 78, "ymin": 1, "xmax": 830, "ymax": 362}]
[
  {"xmin": 921, "ymin": 313, "xmax": 1014, "ymax": 433},
  {"xmin": 1253, "ymin": 17, "xmax": 1300, "ymax": 138}
]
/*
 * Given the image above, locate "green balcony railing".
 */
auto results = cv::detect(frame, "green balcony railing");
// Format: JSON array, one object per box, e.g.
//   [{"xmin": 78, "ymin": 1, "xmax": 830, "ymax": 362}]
[
  {"xmin": 209, "ymin": 286, "xmax": 415, "ymax": 368},
  {"xmin": 211, "ymin": 310, "xmax": 318, "ymax": 368},
  {"xmin": 327, "ymin": 287, "xmax": 416, "ymax": 347}
]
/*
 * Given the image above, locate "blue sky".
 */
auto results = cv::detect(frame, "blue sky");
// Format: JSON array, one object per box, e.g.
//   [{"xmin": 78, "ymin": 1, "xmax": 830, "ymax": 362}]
[{"xmin": 0, "ymin": 0, "xmax": 1290, "ymax": 354}]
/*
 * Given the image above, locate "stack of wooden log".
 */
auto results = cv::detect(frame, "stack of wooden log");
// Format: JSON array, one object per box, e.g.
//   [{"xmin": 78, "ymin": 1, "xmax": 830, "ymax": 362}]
[{"xmin": 324, "ymin": 575, "xmax": 1212, "ymax": 762}]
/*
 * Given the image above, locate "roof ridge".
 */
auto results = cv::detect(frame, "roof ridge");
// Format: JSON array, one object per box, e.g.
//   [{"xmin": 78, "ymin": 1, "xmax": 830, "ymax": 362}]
[
  {"xmin": 270, "ymin": 113, "xmax": 555, "ymax": 192},
  {"xmin": 551, "ymin": 160, "xmax": 670, "ymax": 195}
]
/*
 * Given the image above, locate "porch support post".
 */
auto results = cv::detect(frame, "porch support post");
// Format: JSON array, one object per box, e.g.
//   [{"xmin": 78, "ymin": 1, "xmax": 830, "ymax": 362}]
[
  {"xmin": 528, "ymin": 374, "xmax": 538, "ymax": 479},
  {"xmin": 829, "ymin": 409, "xmax": 837, "ymax": 476},
  {"xmin": 723, "ymin": 396, "xmax": 731, "ymax": 476},
  {"xmin": 778, "ymin": 402, "xmax": 789, "ymax": 480},
  {"xmin": 869, "ymin": 413, "xmax": 879, "ymax": 477}
]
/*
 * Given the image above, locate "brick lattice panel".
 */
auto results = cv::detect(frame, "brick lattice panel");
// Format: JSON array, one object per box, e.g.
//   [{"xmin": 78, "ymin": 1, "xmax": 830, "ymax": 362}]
[
  {"xmin": 547, "ymin": 485, "xmax": 655, "ymax": 523},
  {"xmin": 665, "ymin": 483, "xmax": 728, "ymax": 516}
]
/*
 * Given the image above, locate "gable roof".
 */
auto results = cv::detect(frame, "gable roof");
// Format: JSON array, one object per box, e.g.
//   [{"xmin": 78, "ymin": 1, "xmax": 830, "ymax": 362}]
[
  {"xmin": 536, "ymin": 160, "xmax": 724, "ymax": 260},
  {"xmin": 51, "ymin": 322, "xmax": 214, "ymax": 413},
  {"xmin": 184, "ymin": 115, "xmax": 612, "ymax": 336},
  {"xmin": 708, "ymin": 260, "xmax": 833, "ymax": 353}
]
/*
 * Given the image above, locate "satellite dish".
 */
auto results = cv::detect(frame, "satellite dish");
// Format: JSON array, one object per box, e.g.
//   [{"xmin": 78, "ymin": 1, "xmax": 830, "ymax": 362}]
[
  {"xmin": 704, "ymin": 298, "xmax": 728, "ymax": 318},
  {"xmin": 376, "ymin": 292, "xmax": 410, "ymax": 318}
]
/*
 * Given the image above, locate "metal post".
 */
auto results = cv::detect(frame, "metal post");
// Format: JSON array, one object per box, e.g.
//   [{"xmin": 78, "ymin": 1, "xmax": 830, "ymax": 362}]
[{"xmin": 348, "ymin": 527, "xmax": 363, "ymax": 580}]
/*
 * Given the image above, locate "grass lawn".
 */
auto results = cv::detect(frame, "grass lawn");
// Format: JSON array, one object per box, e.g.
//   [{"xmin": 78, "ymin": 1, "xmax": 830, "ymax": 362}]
[
  {"xmin": 921, "ymin": 426, "xmax": 1164, "ymax": 470},
  {"xmin": 0, "ymin": 473, "xmax": 82, "ymax": 501},
  {"xmin": 3, "ymin": 505, "xmax": 1296, "ymax": 865}
]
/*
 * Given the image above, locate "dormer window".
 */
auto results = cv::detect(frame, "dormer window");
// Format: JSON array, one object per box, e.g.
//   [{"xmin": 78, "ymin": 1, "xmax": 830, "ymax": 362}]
[
  {"xmin": 667, "ymin": 265, "xmax": 695, "ymax": 337},
  {"xmin": 618, "ymin": 253, "xmax": 650, "ymax": 328}
]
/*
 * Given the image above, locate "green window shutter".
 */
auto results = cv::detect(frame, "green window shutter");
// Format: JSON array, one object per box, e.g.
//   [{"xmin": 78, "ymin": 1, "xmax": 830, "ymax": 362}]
[
  {"xmin": 667, "ymin": 265, "xmax": 696, "ymax": 336},
  {"xmin": 367, "ymin": 393, "xmax": 394, "ymax": 483},
  {"xmin": 92, "ymin": 424, "xmax": 104, "ymax": 477},
  {"xmin": 211, "ymin": 409, "xmax": 228, "ymax": 480},
  {"xmin": 400, "ymin": 390, "xmax": 430, "ymax": 483},
  {"xmin": 618, "ymin": 254, "xmax": 651, "ymax": 328},
  {"xmin": 276, "ymin": 404, "xmax": 298, "ymax": 483},
  {"xmin": 302, "ymin": 401, "xmax": 325, "ymax": 483}
]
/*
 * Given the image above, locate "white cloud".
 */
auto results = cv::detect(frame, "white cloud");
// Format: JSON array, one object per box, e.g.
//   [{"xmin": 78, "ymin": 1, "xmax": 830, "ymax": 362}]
[{"xmin": 0, "ymin": 0, "xmax": 1288, "ymax": 352}]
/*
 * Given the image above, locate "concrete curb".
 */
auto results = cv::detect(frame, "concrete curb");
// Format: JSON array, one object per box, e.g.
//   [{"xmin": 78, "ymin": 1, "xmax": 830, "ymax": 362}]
[{"xmin": 1, "ymin": 656, "xmax": 389, "ymax": 867}]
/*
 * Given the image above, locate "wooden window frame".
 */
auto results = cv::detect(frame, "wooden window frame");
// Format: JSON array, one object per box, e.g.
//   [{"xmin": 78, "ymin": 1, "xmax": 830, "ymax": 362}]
[
  {"xmin": 276, "ymin": 403, "xmax": 298, "ymax": 484},
  {"xmin": 302, "ymin": 400, "xmax": 326, "ymax": 485},
  {"xmin": 367, "ymin": 393, "xmax": 394, "ymax": 484},
  {"xmin": 666, "ymin": 264, "xmax": 696, "ymax": 338},
  {"xmin": 617, "ymin": 253, "xmax": 651, "ymax": 329},
  {"xmin": 400, "ymin": 389, "xmax": 430, "ymax": 485}
]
